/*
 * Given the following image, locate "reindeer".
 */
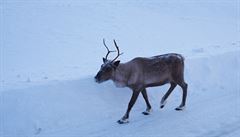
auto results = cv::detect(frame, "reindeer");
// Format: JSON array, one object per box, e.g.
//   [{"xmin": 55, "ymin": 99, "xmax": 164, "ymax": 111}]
[{"xmin": 95, "ymin": 39, "xmax": 188, "ymax": 124}]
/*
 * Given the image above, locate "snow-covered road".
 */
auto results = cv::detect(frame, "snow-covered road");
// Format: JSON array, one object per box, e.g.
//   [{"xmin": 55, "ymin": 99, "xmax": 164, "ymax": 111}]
[{"xmin": 1, "ymin": 50, "xmax": 240, "ymax": 137}]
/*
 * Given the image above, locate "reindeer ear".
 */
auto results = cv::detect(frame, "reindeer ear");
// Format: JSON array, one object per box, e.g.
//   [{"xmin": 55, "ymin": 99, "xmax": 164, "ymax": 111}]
[
  {"xmin": 113, "ymin": 60, "xmax": 120, "ymax": 67},
  {"xmin": 103, "ymin": 58, "xmax": 107, "ymax": 63}
]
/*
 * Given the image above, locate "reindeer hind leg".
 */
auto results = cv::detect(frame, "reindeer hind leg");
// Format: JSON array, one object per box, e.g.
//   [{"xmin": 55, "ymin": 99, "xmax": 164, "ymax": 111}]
[
  {"xmin": 160, "ymin": 82, "xmax": 177, "ymax": 109},
  {"xmin": 175, "ymin": 81, "xmax": 188, "ymax": 111}
]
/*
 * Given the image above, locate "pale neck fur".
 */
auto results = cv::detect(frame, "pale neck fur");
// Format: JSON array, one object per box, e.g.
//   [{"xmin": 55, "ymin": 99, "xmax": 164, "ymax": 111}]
[{"xmin": 111, "ymin": 63, "xmax": 129, "ymax": 87}]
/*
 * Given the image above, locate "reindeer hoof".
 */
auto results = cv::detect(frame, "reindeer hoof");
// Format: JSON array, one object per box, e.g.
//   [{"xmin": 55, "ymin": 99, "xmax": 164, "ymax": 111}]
[
  {"xmin": 117, "ymin": 119, "xmax": 129, "ymax": 124},
  {"xmin": 160, "ymin": 101, "xmax": 167, "ymax": 109},
  {"xmin": 175, "ymin": 106, "xmax": 185, "ymax": 111},
  {"xmin": 142, "ymin": 111, "xmax": 150, "ymax": 115},
  {"xmin": 142, "ymin": 109, "xmax": 152, "ymax": 115}
]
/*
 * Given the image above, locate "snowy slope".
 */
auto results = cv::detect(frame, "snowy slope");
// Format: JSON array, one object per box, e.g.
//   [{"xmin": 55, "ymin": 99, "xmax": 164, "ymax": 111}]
[
  {"xmin": 1, "ymin": 0, "xmax": 240, "ymax": 137},
  {"xmin": 1, "ymin": 0, "xmax": 239, "ymax": 90}
]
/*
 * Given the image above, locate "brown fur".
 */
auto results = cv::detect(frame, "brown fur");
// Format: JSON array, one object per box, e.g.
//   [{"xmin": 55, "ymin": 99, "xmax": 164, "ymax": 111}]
[{"xmin": 112, "ymin": 53, "xmax": 185, "ymax": 90}]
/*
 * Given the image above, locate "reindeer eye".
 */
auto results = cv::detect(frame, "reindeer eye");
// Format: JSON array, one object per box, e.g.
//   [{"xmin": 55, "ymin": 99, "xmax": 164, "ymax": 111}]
[{"xmin": 105, "ymin": 67, "xmax": 112, "ymax": 71}]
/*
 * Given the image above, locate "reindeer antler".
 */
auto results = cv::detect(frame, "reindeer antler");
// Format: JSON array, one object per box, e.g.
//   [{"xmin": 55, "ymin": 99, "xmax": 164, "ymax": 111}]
[
  {"xmin": 111, "ymin": 39, "xmax": 123, "ymax": 62},
  {"xmin": 103, "ymin": 38, "xmax": 116, "ymax": 59}
]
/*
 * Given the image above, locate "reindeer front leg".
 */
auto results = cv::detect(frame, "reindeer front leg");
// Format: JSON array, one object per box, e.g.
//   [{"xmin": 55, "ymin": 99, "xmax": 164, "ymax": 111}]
[
  {"xmin": 141, "ymin": 88, "xmax": 152, "ymax": 115},
  {"xmin": 117, "ymin": 90, "xmax": 141, "ymax": 124}
]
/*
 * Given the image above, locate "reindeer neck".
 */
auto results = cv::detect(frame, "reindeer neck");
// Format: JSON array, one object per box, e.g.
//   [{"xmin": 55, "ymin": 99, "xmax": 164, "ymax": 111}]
[{"xmin": 111, "ymin": 63, "xmax": 128, "ymax": 84}]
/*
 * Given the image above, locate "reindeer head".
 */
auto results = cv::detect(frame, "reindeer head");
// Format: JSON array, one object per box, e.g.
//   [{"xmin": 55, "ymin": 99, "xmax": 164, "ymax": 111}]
[{"xmin": 95, "ymin": 39, "xmax": 122, "ymax": 83}]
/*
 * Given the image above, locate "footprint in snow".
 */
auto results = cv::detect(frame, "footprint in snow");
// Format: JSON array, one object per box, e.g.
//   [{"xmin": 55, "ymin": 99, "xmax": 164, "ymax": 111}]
[
  {"xmin": 34, "ymin": 127, "xmax": 42, "ymax": 135},
  {"xmin": 26, "ymin": 78, "xmax": 31, "ymax": 83},
  {"xmin": 192, "ymin": 48, "xmax": 204, "ymax": 53},
  {"xmin": 212, "ymin": 45, "xmax": 221, "ymax": 48}
]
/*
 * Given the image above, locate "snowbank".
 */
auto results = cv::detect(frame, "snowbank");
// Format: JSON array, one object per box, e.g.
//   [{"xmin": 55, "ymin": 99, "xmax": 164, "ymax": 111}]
[{"xmin": 1, "ymin": 0, "xmax": 239, "ymax": 90}]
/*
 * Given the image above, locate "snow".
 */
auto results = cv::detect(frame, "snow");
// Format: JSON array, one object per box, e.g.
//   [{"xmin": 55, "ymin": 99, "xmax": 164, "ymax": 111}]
[{"xmin": 0, "ymin": 0, "xmax": 240, "ymax": 137}]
